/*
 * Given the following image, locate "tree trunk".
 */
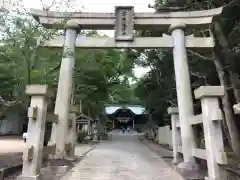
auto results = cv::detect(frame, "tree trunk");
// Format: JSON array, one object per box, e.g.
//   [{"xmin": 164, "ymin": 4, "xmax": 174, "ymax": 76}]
[
  {"xmin": 211, "ymin": 21, "xmax": 240, "ymax": 158},
  {"xmin": 213, "ymin": 47, "xmax": 240, "ymax": 158},
  {"xmin": 213, "ymin": 22, "xmax": 240, "ymax": 103},
  {"xmin": 228, "ymin": 71, "xmax": 240, "ymax": 103}
]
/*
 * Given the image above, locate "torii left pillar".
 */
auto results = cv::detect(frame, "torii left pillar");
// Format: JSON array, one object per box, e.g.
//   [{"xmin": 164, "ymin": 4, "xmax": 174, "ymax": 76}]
[
  {"xmin": 169, "ymin": 22, "xmax": 197, "ymax": 170},
  {"xmin": 54, "ymin": 21, "xmax": 79, "ymax": 159}
]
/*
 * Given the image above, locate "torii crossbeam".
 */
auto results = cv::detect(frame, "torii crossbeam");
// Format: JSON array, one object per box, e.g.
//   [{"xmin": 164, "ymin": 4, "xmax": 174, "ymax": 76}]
[
  {"xmin": 31, "ymin": 6, "xmax": 223, "ymax": 30},
  {"xmin": 43, "ymin": 35, "xmax": 214, "ymax": 49}
]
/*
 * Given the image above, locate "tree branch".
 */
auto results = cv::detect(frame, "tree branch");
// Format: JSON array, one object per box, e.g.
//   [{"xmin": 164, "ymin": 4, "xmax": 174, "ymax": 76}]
[{"xmin": 187, "ymin": 49, "xmax": 213, "ymax": 61}]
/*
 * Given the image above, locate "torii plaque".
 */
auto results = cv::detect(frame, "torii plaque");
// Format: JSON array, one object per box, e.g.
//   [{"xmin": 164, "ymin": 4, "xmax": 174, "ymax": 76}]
[{"xmin": 115, "ymin": 6, "xmax": 134, "ymax": 41}]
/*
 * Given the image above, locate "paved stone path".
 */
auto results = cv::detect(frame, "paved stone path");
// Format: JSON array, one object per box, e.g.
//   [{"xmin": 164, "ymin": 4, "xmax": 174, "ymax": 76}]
[{"xmin": 61, "ymin": 131, "xmax": 184, "ymax": 180}]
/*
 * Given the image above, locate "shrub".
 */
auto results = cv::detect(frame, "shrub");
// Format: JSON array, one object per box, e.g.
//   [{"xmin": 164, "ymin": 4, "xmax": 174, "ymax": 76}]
[
  {"xmin": 77, "ymin": 131, "xmax": 88, "ymax": 143},
  {"xmin": 99, "ymin": 132, "xmax": 108, "ymax": 140}
]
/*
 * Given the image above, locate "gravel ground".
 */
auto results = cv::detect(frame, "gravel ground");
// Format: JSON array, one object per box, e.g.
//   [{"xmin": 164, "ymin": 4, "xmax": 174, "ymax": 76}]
[
  {"xmin": 0, "ymin": 136, "xmax": 24, "ymax": 170},
  {"xmin": 0, "ymin": 153, "xmax": 22, "ymax": 169},
  {"xmin": 4, "ymin": 157, "xmax": 77, "ymax": 180},
  {"xmin": 140, "ymin": 139, "xmax": 175, "ymax": 166},
  {"xmin": 4, "ymin": 171, "xmax": 21, "ymax": 180},
  {"xmin": 3, "ymin": 143, "xmax": 97, "ymax": 180}
]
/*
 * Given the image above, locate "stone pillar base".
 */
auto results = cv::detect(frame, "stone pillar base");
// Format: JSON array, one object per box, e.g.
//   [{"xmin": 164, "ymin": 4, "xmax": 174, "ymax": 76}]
[
  {"xmin": 92, "ymin": 139, "xmax": 99, "ymax": 142},
  {"xmin": 177, "ymin": 160, "xmax": 199, "ymax": 171},
  {"xmin": 177, "ymin": 161, "xmax": 199, "ymax": 173},
  {"xmin": 54, "ymin": 154, "xmax": 65, "ymax": 160},
  {"xmin": 65, "ymin": 155, "xmax": 77, "ymax": 162},
  {"xmin": 205, "ymin": 177, "xmax": 216, "ymax": 180},
  {"xmin": 172, "ymin": 159, "xmax": 181, "ymax": 165},
  {"xmin": 175, "ymin": 161, "xmax": 203, "ymax": 179},
  {"xmin": 48, "ymin": 165, "xmax": 68, "ymax": 173},
  {"xmin": 17, "ymin": 174, "xmax": 41, "ymax": 180},
  {"xmin": 205, "ymin": 177, "xmax": 223, "ymax": 180}
]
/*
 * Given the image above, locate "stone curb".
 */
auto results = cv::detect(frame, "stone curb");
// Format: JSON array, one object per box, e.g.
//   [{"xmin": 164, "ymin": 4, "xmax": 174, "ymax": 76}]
[
  {"xmin": 226, "ymin": 168, "xmax": 240, "ymax": 178},
  {"xmin": 140, "ymin": 138, "xmax": 173, "ymax": 158},
  {"xmin": 156, "ymin": 143, "xmax": 174, "ymax": 152},
  {"xmin": 140, "ymin": 137, "xmax": 173, "ymax": 152},
  {"xmin": 0, "ymin": 163, "xmax": 22, "ymax": 180},
  {"xmin": 78, "ymin": 143, "xmax": 100, "ymax": 158}
]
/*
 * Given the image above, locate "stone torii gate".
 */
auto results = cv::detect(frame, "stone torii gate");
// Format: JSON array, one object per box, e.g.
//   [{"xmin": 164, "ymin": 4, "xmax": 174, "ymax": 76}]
[{"xmin": 31, "ymin": 6, "xmax": 223, "ymax": 166}]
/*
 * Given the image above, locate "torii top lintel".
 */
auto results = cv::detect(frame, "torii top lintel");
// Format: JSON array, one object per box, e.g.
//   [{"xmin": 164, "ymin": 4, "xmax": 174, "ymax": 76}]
[{"xmin": 31, "ymin": 6, "xmax": 223, "ymax": 30}]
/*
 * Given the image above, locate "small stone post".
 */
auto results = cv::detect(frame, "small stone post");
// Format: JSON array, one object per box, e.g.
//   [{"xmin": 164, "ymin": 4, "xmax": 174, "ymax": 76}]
[
  {"xmin": 18, "ymin": 85, "xmax": 50, "ymax": 180},
  {"xmin": 66, "ymin": 105, "xmax": 77, "ymax": 158},
  {"xmin": 112, "ymin": 120, "xmax": 115, "ymax": 129},
  {"xmin": 92, "ymin": 121, "xmax": 98, "ymax": 141},
  {"xmin": 195, "ymin": 86, "xmax": 226, "ymax": 180},
  {"xmin": 54, "ymin": 21, "xmax": 79, "ymax": 159},
  {"xmin": 91, "ymin": 122, "xmax": 94, "ymax": 134},
  {"xmin": 169, "ymin": 22, "xmax": 197, "ymax": 168},
  {"xmin": 87, "ymin": 119, "xmax": 91, "ymax": 135},
  {"xmin": 168, "ymin": 107, "xmax": 181, "ymax": 165}
]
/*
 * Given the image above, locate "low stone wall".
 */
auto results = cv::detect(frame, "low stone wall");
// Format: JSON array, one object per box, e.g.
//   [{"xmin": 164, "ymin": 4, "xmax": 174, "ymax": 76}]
[
  {"xmin": 0, "ymin": 113, "xmax": 24, "ymax": 135},
  {"xmin": 157, "ymin": 126, "xmax": 172, "ymax": 147}
]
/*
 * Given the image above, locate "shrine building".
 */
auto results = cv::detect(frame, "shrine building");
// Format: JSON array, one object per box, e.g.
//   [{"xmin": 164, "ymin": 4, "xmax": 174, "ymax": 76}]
[{"xmin": 105, "ymin": 105, "xmax": 148, "ymax": 131}]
